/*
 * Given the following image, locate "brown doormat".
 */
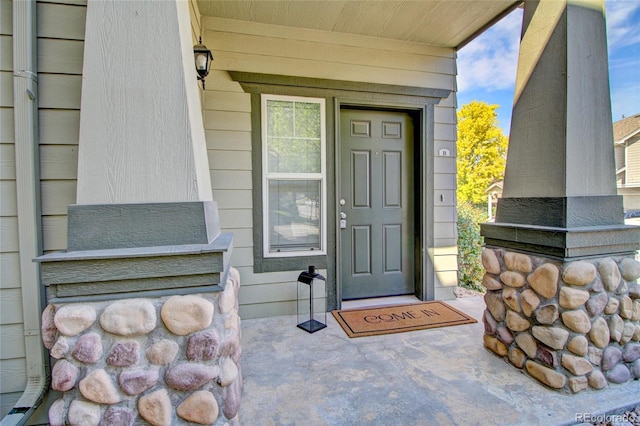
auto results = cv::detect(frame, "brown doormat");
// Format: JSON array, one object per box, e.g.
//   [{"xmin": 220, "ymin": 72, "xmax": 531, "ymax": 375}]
[{"xmin": 332, "ymin": 301, "xmax": 477, "ymax": 338}]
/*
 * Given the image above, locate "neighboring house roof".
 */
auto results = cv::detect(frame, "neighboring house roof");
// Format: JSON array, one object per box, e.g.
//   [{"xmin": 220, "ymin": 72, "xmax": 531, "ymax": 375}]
[
  {"xmin": 486, "ymin": 181, "xmax": 504, "ymax": 194},
  {"xmin": 613, "ymin": 113, "xmax": 640, "ymax": 143},
  {"xmin": 196, "ymin": 0, "xmax": 522, "ymax": 49},
  {"xmin": 614, "ymin": 113, "xmax": 640, "ymax": 190}
]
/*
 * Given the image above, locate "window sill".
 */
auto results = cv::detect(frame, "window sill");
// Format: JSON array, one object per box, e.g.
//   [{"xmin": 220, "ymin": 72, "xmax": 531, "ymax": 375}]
[{"xmin": 254, "ymin": 253, "xmax": 327, "ymax": 273}]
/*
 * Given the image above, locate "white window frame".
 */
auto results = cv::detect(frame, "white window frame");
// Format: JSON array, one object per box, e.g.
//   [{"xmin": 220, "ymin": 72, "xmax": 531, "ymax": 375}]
[{"xmin": 261, "ymin": 94, "xmax": 327, "ymax": 258}]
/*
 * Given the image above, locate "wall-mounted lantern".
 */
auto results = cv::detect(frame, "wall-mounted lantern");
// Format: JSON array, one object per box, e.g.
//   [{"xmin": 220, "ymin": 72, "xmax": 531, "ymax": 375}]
[
  {"xmin": 297, "ymin": 266, "xmax": 327, "ymax": 333},
  {"xmin": 193, "ymin": 37, "xmax": 213, "ymax": 89}
]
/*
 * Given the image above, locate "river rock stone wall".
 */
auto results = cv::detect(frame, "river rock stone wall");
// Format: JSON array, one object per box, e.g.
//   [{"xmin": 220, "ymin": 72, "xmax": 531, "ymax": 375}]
[
  {"xmin": 41, "ymin": 268, "xmax": 242, "ymax": 425},
  {"xmin": 481, "ymin": 249, "xmax": 640, "ymax": 393}
]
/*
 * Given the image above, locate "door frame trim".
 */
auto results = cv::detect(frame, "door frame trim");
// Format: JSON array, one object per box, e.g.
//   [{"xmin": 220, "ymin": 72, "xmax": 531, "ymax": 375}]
[{"xmin": 334, "ymin": 99, "xmax": 439, "ymax": 309}]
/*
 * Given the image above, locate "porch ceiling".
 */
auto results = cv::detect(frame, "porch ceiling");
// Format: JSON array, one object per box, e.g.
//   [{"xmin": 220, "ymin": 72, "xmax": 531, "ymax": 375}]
[{"xmin": 196, "ymin": 0, "xmax": 522, "ymax": 48}]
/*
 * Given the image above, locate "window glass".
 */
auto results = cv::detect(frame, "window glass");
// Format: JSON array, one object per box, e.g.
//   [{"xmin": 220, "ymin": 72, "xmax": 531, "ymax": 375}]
[
  {"xmin": 266, "ymin": 100, "xmax": 321, "ymax": 174},
  {"xmin": 268, "ymin": 180, "xmax": 321, "ymax": 252},
  {"xmin": 267, "ymin": 100, "xmax": 294, "ymax": 138},
  {"xmin": 262, "ymin": 95, "xmax": 326, "ymax": 257}
]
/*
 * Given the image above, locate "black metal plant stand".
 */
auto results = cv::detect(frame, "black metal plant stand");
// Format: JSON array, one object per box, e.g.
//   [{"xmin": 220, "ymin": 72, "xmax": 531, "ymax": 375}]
[{"xmin": 297, "ymin": 266, "xmax": 327, "ymax": 333}]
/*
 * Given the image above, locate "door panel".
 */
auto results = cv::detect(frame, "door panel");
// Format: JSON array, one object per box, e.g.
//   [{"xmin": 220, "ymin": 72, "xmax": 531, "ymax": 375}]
[
  {"xmin": 383, "ymin": 224, "xmax": 402, "ymax": 273},
  {"xmin": 351, "ymin": 151, "xmax": 371, "ymax": 208},
  {"xmin": 383, "ymin": 151, "xmax": 402, "ymax": 207},
  {"xmin": 340, "ymin": 108, "xmax": 415, "ymax": 299},
  {"xmin": 352, "ymin": 225, "xmax": 371, "ymax": 275}
]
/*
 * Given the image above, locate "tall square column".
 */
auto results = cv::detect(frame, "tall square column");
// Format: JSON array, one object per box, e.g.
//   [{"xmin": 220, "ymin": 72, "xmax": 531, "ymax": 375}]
[
  {"xmin": 480, "ymin": 0, "xmax": 640, "ymax": 393},
  {"xmin": 35, "ymin": 1, "xmax": 241, "ymax": 423}
]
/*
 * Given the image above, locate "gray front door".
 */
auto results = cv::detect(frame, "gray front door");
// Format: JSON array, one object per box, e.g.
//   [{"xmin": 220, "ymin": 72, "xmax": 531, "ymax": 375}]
[{"xmin": 340, "ymin": 108, "xmax": 415, "ymax": 300}]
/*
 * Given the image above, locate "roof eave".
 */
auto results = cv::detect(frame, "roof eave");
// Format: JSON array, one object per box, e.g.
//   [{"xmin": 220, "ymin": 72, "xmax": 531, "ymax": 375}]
[{"xmin": 456, "ymin": 1, "xmax": 523, "ymax": 50}]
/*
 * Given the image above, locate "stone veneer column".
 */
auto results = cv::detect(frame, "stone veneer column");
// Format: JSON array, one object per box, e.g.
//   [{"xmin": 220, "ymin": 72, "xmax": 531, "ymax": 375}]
[
  {"xmin": 481, "ymin": 250, "xmax": 640, "ymax": 393},
  {"xmin": 42, "ymin": 269, "xmax": 242, "ymax": 425},
  {"xmin": 479, "ymin": 0, "xmax": 640, "ymax": 393},
  {"xmin": 35, "ymin": 0, "xmax": 239, "ymax": 423}
]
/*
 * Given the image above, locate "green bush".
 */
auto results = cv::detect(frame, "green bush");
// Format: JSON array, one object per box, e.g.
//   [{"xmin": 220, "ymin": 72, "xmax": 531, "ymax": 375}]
[{"xmin": 457, "ymin": 203, "xmax": 487, "ymax": 293}]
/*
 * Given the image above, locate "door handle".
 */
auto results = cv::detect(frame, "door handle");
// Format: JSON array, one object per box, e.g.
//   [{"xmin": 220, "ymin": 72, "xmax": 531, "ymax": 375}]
[{"xmin": 340, "ymin": 212, "xmax": 347, "ymax": 229}]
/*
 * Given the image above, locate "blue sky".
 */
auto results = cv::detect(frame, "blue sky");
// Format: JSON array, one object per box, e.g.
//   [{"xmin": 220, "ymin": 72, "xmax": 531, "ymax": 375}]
[{"xmin": 456, "ymin": 0, "xmax": 640, "ymax": 134}]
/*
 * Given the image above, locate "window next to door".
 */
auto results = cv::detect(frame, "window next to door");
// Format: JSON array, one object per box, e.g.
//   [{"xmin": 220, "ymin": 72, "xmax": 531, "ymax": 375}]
[{"xmin": 261, "ymin": 94, "xmax": 327, "ymax": 258}]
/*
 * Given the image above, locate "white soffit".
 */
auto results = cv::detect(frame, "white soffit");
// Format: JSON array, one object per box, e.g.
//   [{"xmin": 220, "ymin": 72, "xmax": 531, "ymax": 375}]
[{"xmin": 196, "ymin": 0, "xmax": 522, "ymax": 48}]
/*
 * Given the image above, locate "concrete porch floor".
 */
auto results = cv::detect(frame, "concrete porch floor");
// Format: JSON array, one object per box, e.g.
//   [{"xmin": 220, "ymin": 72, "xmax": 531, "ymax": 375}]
[{"xmin": 238, "ymin": 295, "xmax": 640, "ymax": 426}]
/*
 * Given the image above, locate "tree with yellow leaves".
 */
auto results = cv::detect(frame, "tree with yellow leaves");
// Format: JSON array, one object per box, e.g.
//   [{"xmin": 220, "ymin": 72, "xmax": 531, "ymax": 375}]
[{"xmin": 456, "ymin": 101, "xmax": 508, "ymax": 205}]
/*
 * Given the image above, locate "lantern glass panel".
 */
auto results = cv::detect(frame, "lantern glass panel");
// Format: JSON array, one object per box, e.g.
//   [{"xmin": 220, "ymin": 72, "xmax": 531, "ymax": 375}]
[
  {"xmin": 297, "ymin": 275, "xmax": 327, "ymax": 333},
  {"xmin": 195, "ymin": 53, "xmax": 208, "ymax": 71}
]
